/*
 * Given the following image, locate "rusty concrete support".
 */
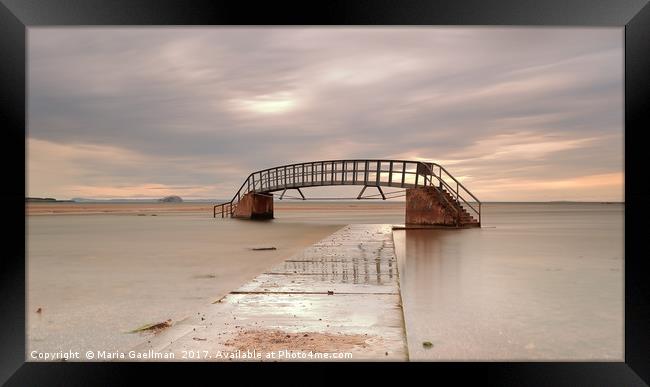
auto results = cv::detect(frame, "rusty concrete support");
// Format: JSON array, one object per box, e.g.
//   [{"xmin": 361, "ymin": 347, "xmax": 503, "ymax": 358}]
[
  {"xmin": 232, "ymin": 192, "xmax": 274, "ymax": 220},
  {"xmin": 405, "ymin": 186, "xmax": 457, "ymax": 226}
]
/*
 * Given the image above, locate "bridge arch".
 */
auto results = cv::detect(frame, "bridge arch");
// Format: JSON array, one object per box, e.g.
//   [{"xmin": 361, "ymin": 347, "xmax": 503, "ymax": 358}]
[{"xmin": 213, "ymin": 159, "xmax": 481, "ymax": 227}]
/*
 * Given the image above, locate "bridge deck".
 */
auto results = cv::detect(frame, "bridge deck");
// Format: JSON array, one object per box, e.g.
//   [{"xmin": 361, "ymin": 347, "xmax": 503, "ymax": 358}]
[
  {"xmin": 261, "ymin": 180, "xmax": 422, "ymax": 193},
  {"xmin": 214, "ymin": 159, "xmax": 482, "ymax": 226},
  {"xmin": 132, "ymin": 224, "xmax": 407, "ymax": 361}
]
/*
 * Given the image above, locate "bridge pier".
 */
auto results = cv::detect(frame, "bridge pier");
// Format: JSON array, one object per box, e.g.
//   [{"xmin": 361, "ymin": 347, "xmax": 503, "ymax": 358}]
[
  {"xmin": 405, "ymin": 186, "xmax": 458, "ymax": 226},
  {"xmin": 215, "ymin": 160, "xmax": 481, "ymax": 225},
  {"xmin": 232, "ymin": 192, "xmax": 274, "ymax": 220}
]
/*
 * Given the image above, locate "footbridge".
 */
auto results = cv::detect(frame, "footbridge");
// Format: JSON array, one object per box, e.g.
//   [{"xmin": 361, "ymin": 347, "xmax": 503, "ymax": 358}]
[{"xmin": 213, "ymin": 159, "xmax": 481, "ymax": 227}]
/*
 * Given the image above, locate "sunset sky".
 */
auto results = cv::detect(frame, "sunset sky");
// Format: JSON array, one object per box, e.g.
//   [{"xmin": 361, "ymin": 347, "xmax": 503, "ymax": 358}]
[{"xmin": 27, "ymin": 27, "xmax": 623, "ymax": 201}]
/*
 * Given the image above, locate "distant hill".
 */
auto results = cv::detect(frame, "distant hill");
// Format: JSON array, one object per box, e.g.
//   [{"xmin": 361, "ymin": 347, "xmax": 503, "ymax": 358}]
[
  {"xmin": 71, "ymin": 197, "xmax": 158, "ymax": 203},
  {"xmin": 158, "ymin": 195, "xmax": 183, "ymax": 203},
  {"xmin": 26, "ymin": 197, "xmax": 74, "ymax": 202},
  {"xmin": 70, "ymin": 197, "xmax": 224, "ymax": 203}
]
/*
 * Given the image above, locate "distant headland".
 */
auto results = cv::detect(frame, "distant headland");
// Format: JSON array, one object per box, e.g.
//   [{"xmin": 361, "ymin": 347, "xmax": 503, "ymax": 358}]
[
  {"xmin": 27, "ymin": 196, "xmax": 189, "ymax": 203},
  {"xmin": 158, "ymin": 195, "xmax": 183, "ymax": 203},
  {"xmin": 26, "ymin": 197, "xmax": 75, "ymax": 203}
]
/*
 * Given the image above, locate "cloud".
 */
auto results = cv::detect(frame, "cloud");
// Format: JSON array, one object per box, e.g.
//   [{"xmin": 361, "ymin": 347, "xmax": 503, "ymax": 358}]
[
  {"xmin": 27, "ymin": 27, "xmax": 623, "ymax": 201},
  {"xmin": 444, "ymin": 132, "xmax": 601, "ymax": 162},
  {"xmin": 476, "ymin": 172, "xmax": 623, "ymax": 201},
  {"xmin": 27, "ymin": 138, "xmax": 241, "ymax": 199}
]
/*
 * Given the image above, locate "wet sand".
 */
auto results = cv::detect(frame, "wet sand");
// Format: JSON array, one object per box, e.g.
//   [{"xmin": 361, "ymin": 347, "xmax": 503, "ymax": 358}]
[
  {"xmin": 27, "ymin": 201, "xmax": 623, "ymax": 361},
  {"xmin": 26, "ymin": 201, "xmax": 404, "ymax": 216},
  {"xmin": 26, "ymin": 211, "xmax": 343, "ymax": 355},
  {"xmin": 26, "ymin": 202, "xmax": 216, "ymax": 215},
  {"xmin": 132, "ymin": 224, "xmax": 407, "ymax": 361},
  {"xmin": 27, "ymin": 202, "xmax": 405, "ymax": 357}
]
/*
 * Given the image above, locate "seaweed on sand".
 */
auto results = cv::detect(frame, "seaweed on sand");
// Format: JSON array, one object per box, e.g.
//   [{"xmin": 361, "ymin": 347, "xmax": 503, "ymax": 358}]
[{"xmin": 128, "ymin": 319, "xmax": 172, "ymax": 333}]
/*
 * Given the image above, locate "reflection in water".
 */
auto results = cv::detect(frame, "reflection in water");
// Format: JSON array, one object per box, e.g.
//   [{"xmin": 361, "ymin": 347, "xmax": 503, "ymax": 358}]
[
  {"xmin": 394, "ymin": 203, "xmax": 623, "ymax": 360},
  {"xmin": 274, "ymin": 236, "xmax": 395, "ymax": 286}
]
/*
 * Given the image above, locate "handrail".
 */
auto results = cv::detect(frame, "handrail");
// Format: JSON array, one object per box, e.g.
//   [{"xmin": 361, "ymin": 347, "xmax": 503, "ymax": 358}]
[
  {"xmin": 213, "ymin": 171, "xmax": 254, "ymax": 217},
  {"xmin": 213, "ymin": 159, "xmax": 481, "ymax": 225},
  {"xmin": 436, "ymin": 163, "xmax": 481, "ymax": 203},
  {"xmin": 432, "ymin": 166, "xmax": 478, "ymax": 210},
  {"xmin": 420, "ymin": 162, "xmax": 480, "ymax": 225},
  {"xmin": 438, "ymin": 164, "xmax": 481, "ymax": 224}
]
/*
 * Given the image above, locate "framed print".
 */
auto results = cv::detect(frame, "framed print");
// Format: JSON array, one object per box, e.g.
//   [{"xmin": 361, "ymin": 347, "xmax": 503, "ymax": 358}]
[{"xmin": 2, "ymin": 0, "xmax": 649, "ymax": 385}]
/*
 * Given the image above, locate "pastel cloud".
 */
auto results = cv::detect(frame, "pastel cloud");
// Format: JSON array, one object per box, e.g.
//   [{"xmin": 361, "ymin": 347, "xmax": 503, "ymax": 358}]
[{"xmin": 27, "ymin": 27, "xmax": 623, "ymax": 201}]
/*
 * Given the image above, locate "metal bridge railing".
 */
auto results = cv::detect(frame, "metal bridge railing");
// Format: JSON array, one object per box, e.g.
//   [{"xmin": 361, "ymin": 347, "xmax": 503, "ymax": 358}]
[{"xmin": 213, "ymin": 159, "xmax": 481, "ymax": 225}]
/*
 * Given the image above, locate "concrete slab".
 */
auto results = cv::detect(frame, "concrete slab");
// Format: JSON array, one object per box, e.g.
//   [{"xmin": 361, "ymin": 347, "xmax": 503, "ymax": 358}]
[
  {"xmin": 132, "ymin": 224, "xmax": 408, "ymax": 361},
  {"xmin": 234, "ymin": 273, "xmax": 398, "ymax": 293}
]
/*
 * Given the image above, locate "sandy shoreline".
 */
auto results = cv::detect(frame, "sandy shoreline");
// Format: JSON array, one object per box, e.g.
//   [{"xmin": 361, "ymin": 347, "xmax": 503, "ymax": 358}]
[
  {"xmin": 27, "ymin": 211, "xmax": 344, "ymax": 354},
  {"xmin": 26, "ymin": 201, "xmax": 405, "ymax": 215},
  {"xmin": 26, "ymin": 202, "xmax": 214, "ymax": 215}
]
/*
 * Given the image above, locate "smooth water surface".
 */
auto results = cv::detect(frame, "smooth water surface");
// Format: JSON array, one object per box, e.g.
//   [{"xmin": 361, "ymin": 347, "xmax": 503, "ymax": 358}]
[
  {"xmin": 27, "ymin": 202, "xmax": 623, "ymax": 360},
  {"xmin": 393, "ymin": 203, "xmax": 623, "ymax": 360}
]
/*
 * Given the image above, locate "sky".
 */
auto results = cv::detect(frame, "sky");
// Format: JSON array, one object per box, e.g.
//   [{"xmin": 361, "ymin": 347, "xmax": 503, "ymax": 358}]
[{"xmin": 27, "ymin": 27, "xmax": 624, "ymax": 201}]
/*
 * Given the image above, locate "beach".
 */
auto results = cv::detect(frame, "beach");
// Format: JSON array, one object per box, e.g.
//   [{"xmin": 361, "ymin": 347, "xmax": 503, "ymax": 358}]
[
  {"xmin": 26, "ymin": 202, "xmax": 353, "ymax": 355},
  {"xmin": 26, "ymin": 201, "xmax": 623, "ymax": 360}
]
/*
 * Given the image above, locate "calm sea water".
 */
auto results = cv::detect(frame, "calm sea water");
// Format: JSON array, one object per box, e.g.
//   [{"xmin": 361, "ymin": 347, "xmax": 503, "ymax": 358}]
[
  {"xmin": 27, "ymin": 202, "xmax": 622, "ymax": 360},
  {"xmin": 394, "ymin": 202, "xmax": 623, "ymax": 360}
]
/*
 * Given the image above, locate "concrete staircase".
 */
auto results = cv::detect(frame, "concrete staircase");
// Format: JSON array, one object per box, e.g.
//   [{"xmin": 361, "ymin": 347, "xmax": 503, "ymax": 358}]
[{"xmin": 440, "ymin": 187, "xmax": 480, "ymax": 227}]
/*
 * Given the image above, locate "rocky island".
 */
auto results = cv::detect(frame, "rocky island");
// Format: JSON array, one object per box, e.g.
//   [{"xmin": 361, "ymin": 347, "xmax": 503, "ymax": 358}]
[{"xmin": 158, "ymin": 195, "xmax": 183, "ymax": 203}]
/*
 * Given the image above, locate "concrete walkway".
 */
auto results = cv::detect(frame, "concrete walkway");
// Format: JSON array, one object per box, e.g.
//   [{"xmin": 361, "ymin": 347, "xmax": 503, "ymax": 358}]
[{"xmin": 133, "ymin": 224, "xmax": 407, "ymax": 361}]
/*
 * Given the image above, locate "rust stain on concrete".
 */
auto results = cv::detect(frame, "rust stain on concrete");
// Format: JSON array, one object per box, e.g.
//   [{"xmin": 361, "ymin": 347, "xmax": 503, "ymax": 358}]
[{"xmin": 232, "ymin": 192, "xmax": 274, "ymax": 219}]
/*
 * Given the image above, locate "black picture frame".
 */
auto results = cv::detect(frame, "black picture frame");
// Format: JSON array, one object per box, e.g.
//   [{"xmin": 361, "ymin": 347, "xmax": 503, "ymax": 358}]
[{"xmin": 1, "ymin": 0, "xmax": 648, "ymax": 385}]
